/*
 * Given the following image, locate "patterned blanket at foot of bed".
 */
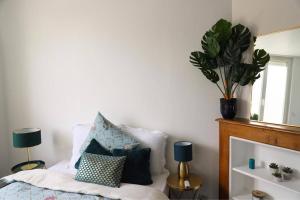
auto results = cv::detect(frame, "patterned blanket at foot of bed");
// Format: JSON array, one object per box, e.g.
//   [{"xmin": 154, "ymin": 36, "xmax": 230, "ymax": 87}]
[
  {"xmin": 0, "ymin": 182, "xmax": 112, "ymax": 200},
  {"xmin": 0, "ymin": 169, "xmax": 168, "ymax": 200}
]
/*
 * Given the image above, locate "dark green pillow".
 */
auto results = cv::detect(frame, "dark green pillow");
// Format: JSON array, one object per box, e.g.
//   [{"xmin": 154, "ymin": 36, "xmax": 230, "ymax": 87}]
[
  {"xmin": 75, "ymin": 139, "xmax": 112, "ymax": 169},
  {"xmin": 75, "ymin": 153, "xmax": 126, "ymax": 187},
  {"xmin": 112, "ymin": 148, "xmax": 153, "ymax": 185}
]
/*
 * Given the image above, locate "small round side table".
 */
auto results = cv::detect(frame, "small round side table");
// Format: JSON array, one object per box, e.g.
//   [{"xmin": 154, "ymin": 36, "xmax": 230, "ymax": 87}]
[
  {"xmin": 11, "ymin": 160, "xmax": 45, "ymax": 174},
  {"xmin": 167, "ymin": 173, "xmax": 202, "ymax": 199}
]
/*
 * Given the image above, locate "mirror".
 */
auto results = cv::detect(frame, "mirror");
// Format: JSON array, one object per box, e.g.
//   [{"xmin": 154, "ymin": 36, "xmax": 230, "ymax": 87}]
[{"xmin": 250, "ymin": 28, "xmax": 300, "ymax": 126}]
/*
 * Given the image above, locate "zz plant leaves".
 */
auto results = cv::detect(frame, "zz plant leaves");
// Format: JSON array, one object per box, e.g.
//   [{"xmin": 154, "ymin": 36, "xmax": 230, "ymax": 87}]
[{"xmin": 190, "ymin": 19, "xmax": 270, "ymax": 99}]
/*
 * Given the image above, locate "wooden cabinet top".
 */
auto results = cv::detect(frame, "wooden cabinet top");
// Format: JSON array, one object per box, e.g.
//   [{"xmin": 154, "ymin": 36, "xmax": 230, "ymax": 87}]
[{"xmin": 217, "ymin": 118, "xmax": 300, "ymax": 135}]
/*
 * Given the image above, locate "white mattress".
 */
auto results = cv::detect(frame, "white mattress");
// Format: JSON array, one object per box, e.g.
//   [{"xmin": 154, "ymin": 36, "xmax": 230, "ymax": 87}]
[{"xmin": 49, "ymin": 160, "xmax": 169, "ymax": 193}]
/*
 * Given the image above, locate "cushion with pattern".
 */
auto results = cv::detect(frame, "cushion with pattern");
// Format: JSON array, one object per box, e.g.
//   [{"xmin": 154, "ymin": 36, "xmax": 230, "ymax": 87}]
[
  {"xmin": 80, "ymin": 112, "xmax": 139, "ymax": 153},
  {"xmin": 75, "ymin": 139, "xmax": 112, "ymax": 169},
  {"xmin": 75, "ymin": 153, "xmax": 126, "ymax": 187}
]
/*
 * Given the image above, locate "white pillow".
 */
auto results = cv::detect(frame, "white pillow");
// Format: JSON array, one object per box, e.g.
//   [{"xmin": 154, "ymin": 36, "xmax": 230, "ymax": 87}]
[
  {"xmin": 69, "ymin": 123, "xmax": 91, "ymax": 169},
  {"xmin": 69, "ymin": 123, "xmax": 168, "ymax": 175},
  {"xmin": 119, "ymin": 125, "xmax": 168, "ymax": 175}
]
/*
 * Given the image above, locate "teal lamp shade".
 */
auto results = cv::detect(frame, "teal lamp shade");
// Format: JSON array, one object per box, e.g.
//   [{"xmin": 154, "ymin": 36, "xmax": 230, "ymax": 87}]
[
  {"xmin": 13, "ymin": 128, "xmax": 41, "ymax": 148},
  {"xmin": 174, "ymin": 141, "xmax": 192, "ymax": 162}
]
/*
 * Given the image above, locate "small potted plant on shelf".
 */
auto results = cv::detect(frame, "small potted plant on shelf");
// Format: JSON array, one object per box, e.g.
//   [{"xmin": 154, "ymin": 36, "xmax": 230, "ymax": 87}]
[
  {"xmin": 282, "ymin": 167, "xmax": 293, "ymax": 180},
  {"xmin": 272, "ymin": 172, "xmax": 282, "ymax": 182},
  {"xmin": 268, "ymin": 163, "xmax": 278, "ymax": 174}
]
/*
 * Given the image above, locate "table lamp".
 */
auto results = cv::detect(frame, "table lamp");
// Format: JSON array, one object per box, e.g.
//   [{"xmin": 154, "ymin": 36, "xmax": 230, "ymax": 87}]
[
  {"xmin": 13, "ymin": 128, "xmax": 41, "ymax": 170},
  {"xmin": 174, "ymin": 141, "xmax": 192, "ymax": 179}
]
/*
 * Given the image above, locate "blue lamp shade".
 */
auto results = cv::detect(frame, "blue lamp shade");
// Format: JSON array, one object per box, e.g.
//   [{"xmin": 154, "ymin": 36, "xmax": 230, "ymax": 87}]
[
  {"xmin": 13, "ymin": 128, "xmax": 41, "ymax": 148},
  {"xmin": 174, "ymin": 141, "xmax": 192, "ymax": 162}
]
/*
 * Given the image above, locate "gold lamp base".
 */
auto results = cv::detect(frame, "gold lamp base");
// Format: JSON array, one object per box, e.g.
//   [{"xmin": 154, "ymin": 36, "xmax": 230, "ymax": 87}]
[
  {"xmin": 20, "ymin": 147, "xmax": 37, "ymax": 170},
  {"xmin": 178, "ymin": 161, "xmax": 190, "ymax": 179},
  {"xmin": 20, "ymin": 163, "xmax": 39, "ymax": 170}
]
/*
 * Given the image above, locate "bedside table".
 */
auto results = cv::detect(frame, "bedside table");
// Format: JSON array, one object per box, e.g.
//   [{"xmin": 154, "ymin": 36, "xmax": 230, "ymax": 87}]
[
  {"xmin": 11, "ymin": 160, "xmax": 45, "ymax": 174},
  {"xmin": 167, "ymin": 173, "xmax": 202, "ymax": 199}
]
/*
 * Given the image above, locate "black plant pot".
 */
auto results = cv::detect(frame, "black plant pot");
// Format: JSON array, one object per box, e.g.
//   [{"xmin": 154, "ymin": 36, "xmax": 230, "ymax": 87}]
[{"xmin": 220, "ymin": 98, "xmax": 237, "ymax": 119}]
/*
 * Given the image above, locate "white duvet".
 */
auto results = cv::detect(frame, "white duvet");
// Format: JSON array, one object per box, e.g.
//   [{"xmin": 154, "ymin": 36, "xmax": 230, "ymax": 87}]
[{"xmin": 5, "ymin": 169, "xmax": 169, "ymax": 200}]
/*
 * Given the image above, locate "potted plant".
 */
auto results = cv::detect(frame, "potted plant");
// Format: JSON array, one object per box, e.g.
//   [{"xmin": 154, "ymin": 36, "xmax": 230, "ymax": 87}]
[
  {"xmin": 250, "ymin": 113, "xmax": 259, "ymax": 121},
  {"xmin": 272, "ymin": 172, "xmax": 282, "ymax": 182},
  {"xmin": 190, "ymin": 19, "xmax": 270, "ymax": 119},
  {"xmin": 282, "ymin": 167, "xmax": 293, "ymax": 180},
  {"xmin": 268, "ymin": 163, "xmax": 278, "ymax": 174}
]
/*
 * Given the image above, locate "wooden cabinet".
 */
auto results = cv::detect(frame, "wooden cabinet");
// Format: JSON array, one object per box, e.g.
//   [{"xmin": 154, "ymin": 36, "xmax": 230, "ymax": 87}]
[{"xmin": 218, "ymin": 118, "xmax": 300, "ymax": 199}]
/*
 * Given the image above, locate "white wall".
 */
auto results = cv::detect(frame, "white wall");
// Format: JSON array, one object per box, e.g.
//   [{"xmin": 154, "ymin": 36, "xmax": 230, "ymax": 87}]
[
  {"xmin": 256, "ymin": 28, "xmax": 300, "ymax": 57},
  {"xmin": 232, "ymin": 0, "xmax": 300, "ymax": 35},
  {"xmin": 0, "ymin": 0, "xmax": 231, "ymax": 197},
  {"xmin": 0, "ymin": 63, "xmax": 9, "ymax": 177},
  {"xmin": 0, "ymin": 8, "xmax": 9, "ymax": 175},
  {"xmin": 288, "ymin": 57, "xmax": 300, "ymax": 125}
]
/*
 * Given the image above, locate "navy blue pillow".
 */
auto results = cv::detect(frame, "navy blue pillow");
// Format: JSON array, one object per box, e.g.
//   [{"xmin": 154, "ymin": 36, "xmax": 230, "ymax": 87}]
[
  {"xmin": 75, "ymin": 139, "xmax": 112, "ymax": 169},
  {"xmin": 112, "ymin": 148, "xmax": 152, "ymax": 185}
]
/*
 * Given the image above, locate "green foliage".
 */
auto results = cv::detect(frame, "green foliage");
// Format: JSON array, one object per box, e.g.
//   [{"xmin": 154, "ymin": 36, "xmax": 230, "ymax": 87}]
[
  {"xmin": 190, "ymin": 52, "xmax": 219, "ymax": 83},
  {"xmin": 190, "ymin": 19, "xmax": 270, "ymax": 99},
  {"xmin": 269, "ymin": 163, "xmax": 278, "ymax": 169},
  {"xmin": 250, "ymin": 113, "xmax": 259, "ymax": 120},
  {"xmin": 282, "ymin": 167, "xmax": 293, "ymax": 174},
  {"xmin": 201, "ymin": 19, "xmax": 232, "ymax": 58},
  {"xmin": 272, "ymin": 172, "xmax": 282, "ymax": 178}
]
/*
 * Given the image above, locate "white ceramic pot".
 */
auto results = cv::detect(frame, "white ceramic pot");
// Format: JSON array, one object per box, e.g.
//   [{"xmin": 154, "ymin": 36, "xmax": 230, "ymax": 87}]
[
  {"xmin": 273, "ymin": 175, "xmax": 282, "ymax": 182},
  {"xmin": 269, "ymin": 167, "xmax": 278, "ymax": 174},
  {"xmin": 282, "ymin": 172, "xmax": 292, "ymax": 180}
]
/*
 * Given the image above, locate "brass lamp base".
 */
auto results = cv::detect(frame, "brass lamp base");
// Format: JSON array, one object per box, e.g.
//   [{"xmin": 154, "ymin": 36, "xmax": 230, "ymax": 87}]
[
  {"xmin": 11, "ymin": 160, "xmax": 45, "ymax": 173},
  {"xmin": 178, "ymin": 161, "xmax": 190, "ymax": 179},
  {"xmin": 20, "ymin": 163, "xmax": 39, "ymax": 170},
  {"xmin": 20, "ymin": 147, "xmax": 37, "ymax": 170}
]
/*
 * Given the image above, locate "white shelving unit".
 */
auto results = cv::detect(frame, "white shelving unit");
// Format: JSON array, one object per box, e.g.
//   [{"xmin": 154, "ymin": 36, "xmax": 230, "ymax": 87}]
[
  {"xmin": 230, "ymin": 136, "xmax": 300, "ymax": 200},
  {"xmin": 232, "ymin": 194, "xmax": 252, "ymax": 200},
  {"xmin": 233, "ymin": 166, "xmax": 300, "ymax": 194}
]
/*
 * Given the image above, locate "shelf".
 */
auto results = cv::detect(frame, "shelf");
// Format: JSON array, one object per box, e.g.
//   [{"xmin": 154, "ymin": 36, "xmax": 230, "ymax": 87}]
[
  {"xmin": 233, "ymin": 165, "xmax": 300, "ymax": 194},
  {"xmin": 232, "ymin": 194, "xmax": 251, "ymax": 200},
  {"xmin": 232, "ymin": 194, "xmax": 272, "ymax": 200},
  {"xmin": 232, "ymin": 194, "xmax": 252, "ymax": 200}
]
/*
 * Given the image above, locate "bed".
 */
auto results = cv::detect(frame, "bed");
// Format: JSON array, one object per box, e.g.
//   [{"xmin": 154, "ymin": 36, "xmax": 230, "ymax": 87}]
[
  {"xmin": 0, "ymin": 168, "xmax": 169, "ymax": 200},
  {"xmin": 0, "ymin": 161, "xmax": 169, "ymax": 200},
  {"xmin": 0, "ymin": 121, "xmax": 170, "ymax": 200},
  {"xmin": 49, "ymin": 160, "xmax": 169, "ymax": 194}
]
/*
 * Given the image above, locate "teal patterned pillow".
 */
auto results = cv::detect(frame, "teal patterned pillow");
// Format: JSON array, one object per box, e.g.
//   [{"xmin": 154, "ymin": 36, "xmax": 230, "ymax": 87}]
[
  {"xmin": 80, "ymin": 112, "xmax": 139, "ymax": 153},
  {"xmin": 75, "ymin": 153, "xmax": 126, "ymax": 187}
]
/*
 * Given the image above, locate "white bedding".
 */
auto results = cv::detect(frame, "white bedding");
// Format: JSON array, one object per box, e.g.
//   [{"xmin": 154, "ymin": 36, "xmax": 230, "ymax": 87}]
[
  {"xmin": 49, "ymin": 160, "xmax": 169, "ymax": 193},
  {"xmin": 5, "ymin": 169, "xmax": 168, "ymax": 200}
]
